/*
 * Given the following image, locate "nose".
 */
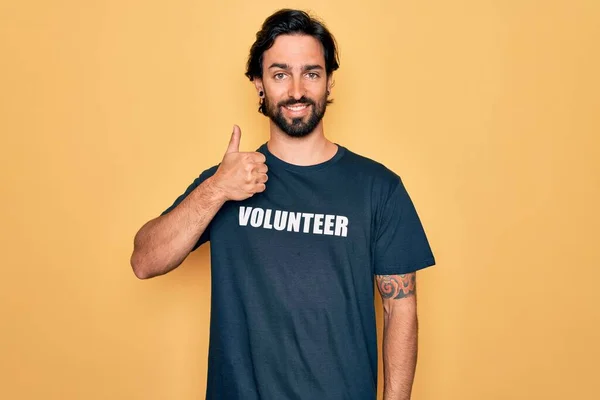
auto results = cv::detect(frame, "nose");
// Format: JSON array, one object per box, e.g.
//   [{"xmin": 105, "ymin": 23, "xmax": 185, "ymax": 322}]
[{"xmin": 288, "ymin": 75, "xmax": 304, "ymax": 101}]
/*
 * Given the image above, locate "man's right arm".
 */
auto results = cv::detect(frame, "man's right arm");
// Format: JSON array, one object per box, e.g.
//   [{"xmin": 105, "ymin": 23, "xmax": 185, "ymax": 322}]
[
  {"xmin": 129, "ymin": 125, "xmax": 267, "ymax": 279},
  {"xmin": 130, "ymin": 175, "xmax": 226, "ymax": 279}
]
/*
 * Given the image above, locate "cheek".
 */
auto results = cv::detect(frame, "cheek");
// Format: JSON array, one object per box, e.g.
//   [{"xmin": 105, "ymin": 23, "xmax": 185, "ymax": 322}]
[
  {"xmin": 307, "ymin": 83, "xmax": 328, "ymax": 98},
  {"xmin": 265, "ymin": 83, "xmax": 288, "ymax": 98}
]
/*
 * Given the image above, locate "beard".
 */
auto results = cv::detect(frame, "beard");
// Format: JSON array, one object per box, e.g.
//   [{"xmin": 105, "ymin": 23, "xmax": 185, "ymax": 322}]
[{"xmin": 264, "ymin": 91, "xmax": 328, "ymax": 138}]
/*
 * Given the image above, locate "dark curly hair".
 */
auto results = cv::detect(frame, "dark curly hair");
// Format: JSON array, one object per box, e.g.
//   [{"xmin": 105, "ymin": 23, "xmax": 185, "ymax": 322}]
[{"xmin": 245, "ymin": 9, "xmax": 340, "ymax": 114}]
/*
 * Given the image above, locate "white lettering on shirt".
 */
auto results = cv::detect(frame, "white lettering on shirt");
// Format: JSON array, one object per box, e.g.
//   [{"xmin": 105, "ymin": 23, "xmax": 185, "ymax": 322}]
[
  {"xmin": 324, "ymin": 214, "xmax": 335, "ymax": 235},
  {"xmin": 250, "ymin": 208, "xmax": 264, "ymax": 227},
  {"xmin": 287, "ymin": 212, "xmax": 301, "ymax": 232},
  {"xmin": 335, "ymin": 216, "xmax": 349, "ymax": 237},
  {"xmin": 239, "ymin": 206, "xmax": 252, "ymax": 226},
  {"xmin": 263, "ymin": 209, "xmax": 273, "ymax": 229},
  {"xmin": 302, "ymin": 213, "xmax": 315, "ymax": 233},
  {"xmin": 238, "ymin": 207, "xmax": 348, "ymax": 237},
  {"xmin": 273, "ymin": 210, "xmax": 287, "ymax": 231},
  {"xmin": 313, "ymin": 214, "xmax": 324, "ymax": 234}
]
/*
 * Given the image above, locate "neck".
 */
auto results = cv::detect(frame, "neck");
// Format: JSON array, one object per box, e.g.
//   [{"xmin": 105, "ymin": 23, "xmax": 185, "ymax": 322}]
[{"xmin": 267, "ymin": 120, "xmax": 338, "ymax": 166}]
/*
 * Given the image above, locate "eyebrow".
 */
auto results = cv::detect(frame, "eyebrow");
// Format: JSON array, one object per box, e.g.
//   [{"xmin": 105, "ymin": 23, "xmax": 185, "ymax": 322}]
[{"xmin": 268, "ymin": 63, "xmax": 324, "ymax": 71}]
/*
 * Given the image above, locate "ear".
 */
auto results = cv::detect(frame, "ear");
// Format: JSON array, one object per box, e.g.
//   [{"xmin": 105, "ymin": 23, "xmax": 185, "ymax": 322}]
[
  {"xmin": 327, "ymin": 75, "xmax": 335, "ymax": 94},
  {"xmin": 254, "ymin": 78, "xmax": 264, "ymax": 97}
]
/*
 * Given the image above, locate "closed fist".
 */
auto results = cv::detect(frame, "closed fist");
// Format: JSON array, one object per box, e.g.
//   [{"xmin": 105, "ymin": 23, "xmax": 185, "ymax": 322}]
[{"xmin": 212, "ymin": 125, "xmax": 268, "ymax": 201}]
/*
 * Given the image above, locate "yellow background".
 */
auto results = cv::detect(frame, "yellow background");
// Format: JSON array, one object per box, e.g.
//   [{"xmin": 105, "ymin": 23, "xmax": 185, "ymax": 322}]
[{"xmin": 1, "ymin": 0, "xmax": 599, "ymax": 399}]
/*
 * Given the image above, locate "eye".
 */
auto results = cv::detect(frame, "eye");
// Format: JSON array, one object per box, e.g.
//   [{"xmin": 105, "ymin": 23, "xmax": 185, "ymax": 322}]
[
  {"xmin": 274, "ymin": 73, "xmax": 286, "ymax": 80},
  {"xmin": 306, "ymin": 72, "xmax": 319, "ymax": 79}
]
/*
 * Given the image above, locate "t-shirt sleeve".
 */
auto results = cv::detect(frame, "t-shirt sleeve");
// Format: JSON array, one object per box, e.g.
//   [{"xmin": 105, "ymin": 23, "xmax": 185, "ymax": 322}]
[
  {"xmin": 373, "ymin": 178, "xmax": 436, "ymax": 275},
  {"xmin": 160, "ymin": 164, "xmax": 219, "ymax": 251}
]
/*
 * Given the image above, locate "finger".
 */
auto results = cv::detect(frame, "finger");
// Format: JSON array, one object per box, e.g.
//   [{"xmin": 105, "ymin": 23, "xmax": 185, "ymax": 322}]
[
  {"xmin": 250, "ymin": 152, "xmax": 267, "ymax": 163},
  {"xmin": 226, "ymin": 125, "xmax": 241, "ymax": 154},
  {"xmin": 254, "ymin": 174, "xmax": 268, "ymax": 184},
  {"xmin": 253, "ymin": 164, "xmax": 268, "ymax": 174},
  {"xmin": 254, "ymin": 183, "xmax": 266, "ymax": 193}
]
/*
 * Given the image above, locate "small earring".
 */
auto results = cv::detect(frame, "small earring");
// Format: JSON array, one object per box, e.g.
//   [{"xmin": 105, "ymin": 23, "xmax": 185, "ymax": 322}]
[
  {"xmin": 327, "ymin": 89, "xmax": 331, "ymax": 96},
  {"xmin": 259, "ymin": 90, "xmax": 264, "ymax": 97}
]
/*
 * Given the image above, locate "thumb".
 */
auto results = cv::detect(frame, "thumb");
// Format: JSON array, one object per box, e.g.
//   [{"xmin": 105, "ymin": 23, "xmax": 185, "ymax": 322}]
[{"xmin": 226, "ymin": 125, "xmax": 241, "ymax": 154}]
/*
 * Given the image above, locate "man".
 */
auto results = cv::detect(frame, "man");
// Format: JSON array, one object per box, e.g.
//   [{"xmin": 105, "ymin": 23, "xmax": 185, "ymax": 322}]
[{"xmin": 130, "ymin": 8, "xmax": 435, "ymax": 400}]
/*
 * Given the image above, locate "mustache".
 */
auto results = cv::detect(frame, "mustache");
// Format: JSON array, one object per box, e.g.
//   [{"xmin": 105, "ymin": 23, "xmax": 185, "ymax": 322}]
[{"xmin": 277, "ymin": 96, "xmax": 316, "ymax": 108}]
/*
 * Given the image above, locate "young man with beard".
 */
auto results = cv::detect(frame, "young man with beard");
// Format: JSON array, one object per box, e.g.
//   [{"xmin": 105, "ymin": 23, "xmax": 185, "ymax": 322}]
[{"xmin": 130, "ymin": 8, "xmax": 435, "ymax": 400}]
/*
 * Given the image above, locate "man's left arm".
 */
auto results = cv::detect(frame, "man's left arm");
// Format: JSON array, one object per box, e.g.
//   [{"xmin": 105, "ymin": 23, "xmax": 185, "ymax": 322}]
[{"xmin": 376, "ymin": 273, "xmax": 418, "ymax": 400}]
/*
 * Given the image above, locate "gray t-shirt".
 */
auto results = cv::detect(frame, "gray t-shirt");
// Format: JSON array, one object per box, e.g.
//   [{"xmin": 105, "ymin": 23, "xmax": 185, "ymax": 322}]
[{"xmin": 162, "ymin": 143, "xmax": 435, "ymax": 400}]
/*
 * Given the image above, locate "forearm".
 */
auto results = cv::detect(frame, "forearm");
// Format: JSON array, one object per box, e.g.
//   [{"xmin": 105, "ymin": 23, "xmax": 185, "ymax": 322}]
[
  {"xmin": 382, "ymin": 307, "xmax": 418, "ymax": 400},
  {"xmin": 130, "ymin": 176, "xmax": 226, "ymax": 278}
]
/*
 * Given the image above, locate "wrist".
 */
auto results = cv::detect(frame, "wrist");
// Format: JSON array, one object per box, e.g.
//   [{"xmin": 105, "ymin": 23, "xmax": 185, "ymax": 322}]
[{"xmin": 204, "ymin": 175, "xmax": 229, "ymax": 203}]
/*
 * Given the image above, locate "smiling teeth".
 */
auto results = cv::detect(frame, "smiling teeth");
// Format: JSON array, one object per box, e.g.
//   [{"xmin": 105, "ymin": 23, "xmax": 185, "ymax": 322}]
[{"xmin": 286, "ymin": 105, "xmax": 307, "ymax": 111}]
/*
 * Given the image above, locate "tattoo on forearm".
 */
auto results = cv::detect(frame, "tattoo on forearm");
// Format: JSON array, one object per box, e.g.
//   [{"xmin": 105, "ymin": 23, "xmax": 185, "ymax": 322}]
[{"xmin": 376, "ymin": 273, "xmax": 416, "ymax": 299}]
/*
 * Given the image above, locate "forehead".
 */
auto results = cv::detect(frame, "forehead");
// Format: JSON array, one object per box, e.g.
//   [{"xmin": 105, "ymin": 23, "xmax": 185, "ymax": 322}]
[{"xmin": 262, "ymin": 34, "xmax": 325, "ymax": 68}]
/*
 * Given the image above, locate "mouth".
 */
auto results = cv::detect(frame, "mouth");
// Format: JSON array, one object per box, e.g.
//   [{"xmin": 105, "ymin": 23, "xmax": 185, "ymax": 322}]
[{"xmin": 282, "ymin": 103, "xmax": 310, "ymax": 116}]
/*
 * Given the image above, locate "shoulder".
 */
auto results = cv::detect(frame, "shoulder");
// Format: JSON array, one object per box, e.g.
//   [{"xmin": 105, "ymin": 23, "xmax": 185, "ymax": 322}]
[{"xmin": 339, "ymin": 145, "xmax": 402, "ymax": 193}]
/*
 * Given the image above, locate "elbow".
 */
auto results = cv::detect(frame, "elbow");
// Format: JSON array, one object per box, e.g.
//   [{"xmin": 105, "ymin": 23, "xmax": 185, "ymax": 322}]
[
  {"xmin": 130, "ymin": 251, "xmax": 153, "ymax": 280},
  {"xmin": 382, "ymin": 298, "xmax": 418, "ymax": 323}
]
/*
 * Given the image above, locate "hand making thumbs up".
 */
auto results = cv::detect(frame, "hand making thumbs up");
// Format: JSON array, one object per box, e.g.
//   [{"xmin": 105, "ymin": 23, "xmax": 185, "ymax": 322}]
[{"xmin": 212, "ymin": 125, "xmax": 268, "ymax": 201}]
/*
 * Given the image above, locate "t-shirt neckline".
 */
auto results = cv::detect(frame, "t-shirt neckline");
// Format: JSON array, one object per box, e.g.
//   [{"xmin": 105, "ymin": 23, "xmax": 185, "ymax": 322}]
[{"xmin": 258, "ymin": 142, "xmax": 346, "ymax": 173}]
